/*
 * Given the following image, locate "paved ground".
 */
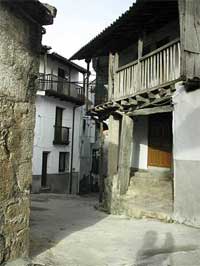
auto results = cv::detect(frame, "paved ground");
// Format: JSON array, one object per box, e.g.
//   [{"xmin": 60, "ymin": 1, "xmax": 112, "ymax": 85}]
[{"xmin": 30, "ymin": 194, "xmax": 200, "ymax": 266}]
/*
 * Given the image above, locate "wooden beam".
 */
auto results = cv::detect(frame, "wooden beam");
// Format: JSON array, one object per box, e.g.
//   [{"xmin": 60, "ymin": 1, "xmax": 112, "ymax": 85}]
[
  {"xmin": 121, "ymin": 100, "xmax": 130, "ymax": 106},
  {"xmin": 128, "ymin": 98, "xmax": 138, "ymax": 105},
  {"xmin": 148, "ymin": 92, "xmax": 159, "ymax": 99},
  {"xmin": 127, "ymin": 105, "xmax": 173, "ymax": 117},
  {"xmin": 140, "ymin": 95, "xmax": 171, "ymax": 109},
  {"xmin": 136, "ymin": 95, "xmax": 150, "ymax": 103}
]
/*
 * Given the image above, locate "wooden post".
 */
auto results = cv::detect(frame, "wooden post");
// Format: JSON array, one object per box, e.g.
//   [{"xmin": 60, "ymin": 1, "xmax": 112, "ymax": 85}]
[
  {"xmin": 114, "ymin": 53, "xmax": 119, "ymax": 99},
  {"xmin": 85, "ymin": 59, "xmax": 91, "ymax": 111},
  {"xmin": 118, "ymin": 115, "xmax": 134, "ymax": 195},
  {"xmin": 138, "ymin": 36, "xmax": 144, "ymax": 91},
  {"xmin": 99, "ymin": 122, "xmax": 104, "ymax": 203},
  {"xmin": 108, "ymin": 52, "xmax": 115, "ymax": 100},
  {"xmin": 107, "ymin": 115, "xmax": 121, "ymax": 177},
  {"xmin": 178, "ymin": 0, "xmax": 200, "ymax": 79}
]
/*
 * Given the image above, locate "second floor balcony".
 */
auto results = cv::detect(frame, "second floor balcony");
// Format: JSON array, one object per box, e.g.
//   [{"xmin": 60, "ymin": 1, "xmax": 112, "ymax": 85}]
[
  {"xmin": 39, "ymin": 74, "xmax": 85, "ymax": 105},
  {"xmin": 111, "ymin": 39, "xmax": 181, "ymax": 101}
]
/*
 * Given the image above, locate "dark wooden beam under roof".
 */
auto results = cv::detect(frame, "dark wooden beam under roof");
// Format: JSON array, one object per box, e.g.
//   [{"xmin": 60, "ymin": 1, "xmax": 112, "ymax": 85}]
[{"xmin": 71, "ymin": 0, "xmax": 179, "ymax": 60}]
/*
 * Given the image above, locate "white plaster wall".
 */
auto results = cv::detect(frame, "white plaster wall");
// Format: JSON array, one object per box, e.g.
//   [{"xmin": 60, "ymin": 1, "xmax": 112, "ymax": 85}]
[
  {"xmin": 173, "ymin": 83, "xmax": 200, "ymax": 227},
  {"xmin": 173, "ymin": 84, "xmax": 200, "ymax": 161},
  {"xmin": 132, "ymin": 116, "xmax": 148, "ymax": 170},
  {"xmin": 32, "ymin": 95, "xmax": 81, "ymax": 176},
  {"xmin": 39, "ymin": 56, "xmax": 79, "ymax": 82}
]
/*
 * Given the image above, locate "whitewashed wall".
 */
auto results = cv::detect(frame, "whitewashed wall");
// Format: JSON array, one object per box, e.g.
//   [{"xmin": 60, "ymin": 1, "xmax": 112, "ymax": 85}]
[
  {"xmin": 32, "ymin": 95, "xmax": 81, "ymax": 176},
  {"xmin": 132, "ymin": 116, "xmax": 148, "ymax": 170},
  {"xmin": 173, "ymin": 83, "xmax": 200, "ymax": 227},
  {"xmin": 39, "ymin": 56, "xmax": 80, "ymax": 81}
]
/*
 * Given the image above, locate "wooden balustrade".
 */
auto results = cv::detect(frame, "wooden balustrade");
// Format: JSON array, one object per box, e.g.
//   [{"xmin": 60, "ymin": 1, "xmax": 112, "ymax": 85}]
[{"xmin": 114, "ymin": 39, "xmax": 180, "ymax": 100}]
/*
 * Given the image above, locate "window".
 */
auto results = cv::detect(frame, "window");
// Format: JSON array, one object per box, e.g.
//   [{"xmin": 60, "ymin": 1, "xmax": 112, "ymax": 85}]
[
  {"xmin": 54, "ymin": 107, "xmax": 70, "ymax": 145},
  {"xmin": 59, "ymin": 152, "xmax": 70, "ymax": 172},
  {"xmin": 83, "ymin": 119, "xmax": 86, "ymax": 133}
]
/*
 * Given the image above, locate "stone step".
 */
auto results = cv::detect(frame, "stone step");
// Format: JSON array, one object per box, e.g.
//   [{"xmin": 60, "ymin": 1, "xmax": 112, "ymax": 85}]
[
  {"xmin": 130, "ymin": 176, "xmax": 172, "ymax": 188},
  {"xmin": 134, "ymin": 171, "xmax": 153, "ymax": 179},
  {"xmin": 133, "ymin": 169, "xmax": 172, "ymax": 180}
]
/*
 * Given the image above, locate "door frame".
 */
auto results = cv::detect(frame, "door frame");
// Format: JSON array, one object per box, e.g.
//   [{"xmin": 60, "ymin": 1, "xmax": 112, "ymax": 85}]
[{"xmin": 147, "ymin": 113, "xmax": 173, "ymax": 169}]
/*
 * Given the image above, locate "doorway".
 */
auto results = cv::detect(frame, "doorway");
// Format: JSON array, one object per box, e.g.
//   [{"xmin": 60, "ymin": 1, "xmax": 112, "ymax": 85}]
[
  {"xmin": 148, "ymin": 113, "xmax": 172, "ymax": 168},
  {"xmin": 41, "ymin": 152, "xmax": 49, "ymax": 187}
]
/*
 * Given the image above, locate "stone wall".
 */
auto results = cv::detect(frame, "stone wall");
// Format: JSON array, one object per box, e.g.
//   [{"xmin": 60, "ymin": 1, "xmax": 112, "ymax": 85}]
[{"xmin": 0, "ymin": 3, "xmax": 42, "ymax": 263}]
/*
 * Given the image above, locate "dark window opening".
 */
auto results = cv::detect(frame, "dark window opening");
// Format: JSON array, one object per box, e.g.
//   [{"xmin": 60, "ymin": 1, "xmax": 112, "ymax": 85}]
[{"xmin": 59, "ymin": 152, "xmax": 70, "ymax": 172}]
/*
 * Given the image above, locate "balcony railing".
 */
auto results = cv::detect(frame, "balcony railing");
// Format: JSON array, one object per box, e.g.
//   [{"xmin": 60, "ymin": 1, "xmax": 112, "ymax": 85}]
[
  {"xmin": 53, "ymin": 126, "xmax": 70, "ymax": 145},
  {"xmin": 114, "ymin": 39, "xmax": 181, "ymax": 100},
  {"xmin": 39, "ymin": 74, "xmax": 85, "ymax": 103}
]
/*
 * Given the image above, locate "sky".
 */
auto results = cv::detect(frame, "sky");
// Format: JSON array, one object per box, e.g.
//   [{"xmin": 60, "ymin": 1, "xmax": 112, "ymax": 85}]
[{"xmin": 42, "ymin": 0, "xmax": 135, "ymax": 66}]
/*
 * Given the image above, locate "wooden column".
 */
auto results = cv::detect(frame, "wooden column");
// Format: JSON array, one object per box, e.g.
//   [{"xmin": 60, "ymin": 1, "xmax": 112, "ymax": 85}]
[
  {"xmin": 107, "ymin": 115, "xmax": 121, "ymax": 177},
  {"xmin": 85, "ymin": 59, "xmax": 91, "ymax": 111},
  {"xmin": 137, "ymin": 36, "xmax": 144, "ymax": 90},
  {"xmin": 99, "ymin": 122, "xmax": 104, "ymax": 203},
  {"xmin": 178, "ymin": 0, "xmax": 200, "ymax": 79},
  {"xmin": 118, "ymin": 114, "xmax": 134, "ymax": 195},
  {"xmin": 108, "ymin": 52, "xmax": 114, "ymax": 100},
  {"xmin": 113, "ymin": 53, "xmax": 119, "ymax": 99}
]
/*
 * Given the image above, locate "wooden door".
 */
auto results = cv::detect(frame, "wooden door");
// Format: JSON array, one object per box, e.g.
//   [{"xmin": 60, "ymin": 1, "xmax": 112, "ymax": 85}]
[
  {"xmin": 148, "ymin": 113, "xmax": 172, "ymax": 168},
  {"xmin": 41, "ymin": 152, "xmax": 49, "ymax": 187}
]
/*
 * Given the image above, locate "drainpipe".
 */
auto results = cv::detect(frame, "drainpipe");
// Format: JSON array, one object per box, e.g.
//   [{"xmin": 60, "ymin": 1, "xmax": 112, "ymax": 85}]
[
  {"xmin": 85, "ymin": 59, "xmax": 91, "ymax": 112},
  {"xmin": 69, "ymin": 105, "xmax": 77, "ymax": 194}
]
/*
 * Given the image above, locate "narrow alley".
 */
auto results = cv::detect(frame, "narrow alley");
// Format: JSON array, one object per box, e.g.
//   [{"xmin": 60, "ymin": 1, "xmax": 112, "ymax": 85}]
[{"xmin": 30, "ymin": 194, "xmax": 200, "ymax": 266}]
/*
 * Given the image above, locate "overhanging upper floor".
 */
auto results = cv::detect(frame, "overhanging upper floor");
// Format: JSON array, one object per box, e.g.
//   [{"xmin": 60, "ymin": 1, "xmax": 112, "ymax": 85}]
[{"xmin": 71, "ymin": 0, "xmax": 200, "ymax": 99}]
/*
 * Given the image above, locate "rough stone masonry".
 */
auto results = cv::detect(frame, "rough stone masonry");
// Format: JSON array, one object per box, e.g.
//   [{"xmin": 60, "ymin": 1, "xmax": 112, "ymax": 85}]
[{"xmin": 0, "ymin": 2, "xmax": 55, "ymax": 264}]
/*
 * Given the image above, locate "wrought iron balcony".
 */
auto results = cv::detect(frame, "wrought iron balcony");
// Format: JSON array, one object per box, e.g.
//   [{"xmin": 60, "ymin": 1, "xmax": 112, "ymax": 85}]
[
  {"xmin": 39, "ymin": 74, "xmax": 85, "ymax": 105},
  {"xmin": 53, "ymin": 126, "xmax": 70, "ymax": 145}
]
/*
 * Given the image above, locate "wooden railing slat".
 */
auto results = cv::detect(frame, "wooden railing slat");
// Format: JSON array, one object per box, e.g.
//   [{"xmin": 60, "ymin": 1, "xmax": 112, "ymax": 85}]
[{"xmin": 114, "ymin": 40, "xmax": 180, "ymax": 100}]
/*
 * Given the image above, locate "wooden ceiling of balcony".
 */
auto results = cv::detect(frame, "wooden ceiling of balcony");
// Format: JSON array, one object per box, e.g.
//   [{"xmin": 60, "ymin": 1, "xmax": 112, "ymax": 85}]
[{"xmin": 71, "ymin": 0, "xmax": 179, "ymax": 60}]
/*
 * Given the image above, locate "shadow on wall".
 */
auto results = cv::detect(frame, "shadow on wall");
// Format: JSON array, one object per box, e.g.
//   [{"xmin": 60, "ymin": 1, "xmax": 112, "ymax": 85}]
[{"xmin": 30, "ymin": 193, "xmax": 107, "ymax": 258}]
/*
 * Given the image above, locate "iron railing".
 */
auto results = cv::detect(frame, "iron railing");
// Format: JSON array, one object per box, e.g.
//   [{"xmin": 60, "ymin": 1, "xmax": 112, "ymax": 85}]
[
  {"xmin": 39, "ymin": 74, "xmax": 85, "ymax": 102},
  {"xmin": 53, "ymin": 126, "xmax": 70, "ymax": 145}
]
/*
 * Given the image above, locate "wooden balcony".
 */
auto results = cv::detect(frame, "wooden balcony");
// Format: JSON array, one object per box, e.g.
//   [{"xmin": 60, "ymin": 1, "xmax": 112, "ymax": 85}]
[
  {"xmin": 113, "ymin": 39, "xmax": 181, "ymax": 100},
  {"xmin": 39, "ymin": 74, "xmax": 85, "ymax": 105}
]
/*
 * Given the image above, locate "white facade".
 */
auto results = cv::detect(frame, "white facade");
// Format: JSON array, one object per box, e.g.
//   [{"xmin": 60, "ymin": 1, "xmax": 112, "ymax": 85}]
[
  {"xmin": 32, "ymin": 96, "xmax": 81, "ymax": 175},
  {"xmin": 32, "ymin": 52, "xmax": 87, "ymax": 194}
]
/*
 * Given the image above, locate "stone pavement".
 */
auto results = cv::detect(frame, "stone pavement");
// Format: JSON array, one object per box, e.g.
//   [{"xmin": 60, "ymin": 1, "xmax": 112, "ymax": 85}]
[{"xmin": 6, "ymin": 194, "xmax": 200, "ymax": 266}]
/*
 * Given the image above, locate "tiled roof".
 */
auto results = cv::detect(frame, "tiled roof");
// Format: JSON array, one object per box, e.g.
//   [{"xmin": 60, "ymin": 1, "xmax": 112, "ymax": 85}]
[{"xmin": 71, "ymin": 0, "xmax": 178, "ymax": 60}]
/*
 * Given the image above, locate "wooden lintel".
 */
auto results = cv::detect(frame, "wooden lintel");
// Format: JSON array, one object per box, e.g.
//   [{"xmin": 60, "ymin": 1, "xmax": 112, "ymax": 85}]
[{"xmin": 127, "ymin": 105, "xmax": 173, "ymax": 117}]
